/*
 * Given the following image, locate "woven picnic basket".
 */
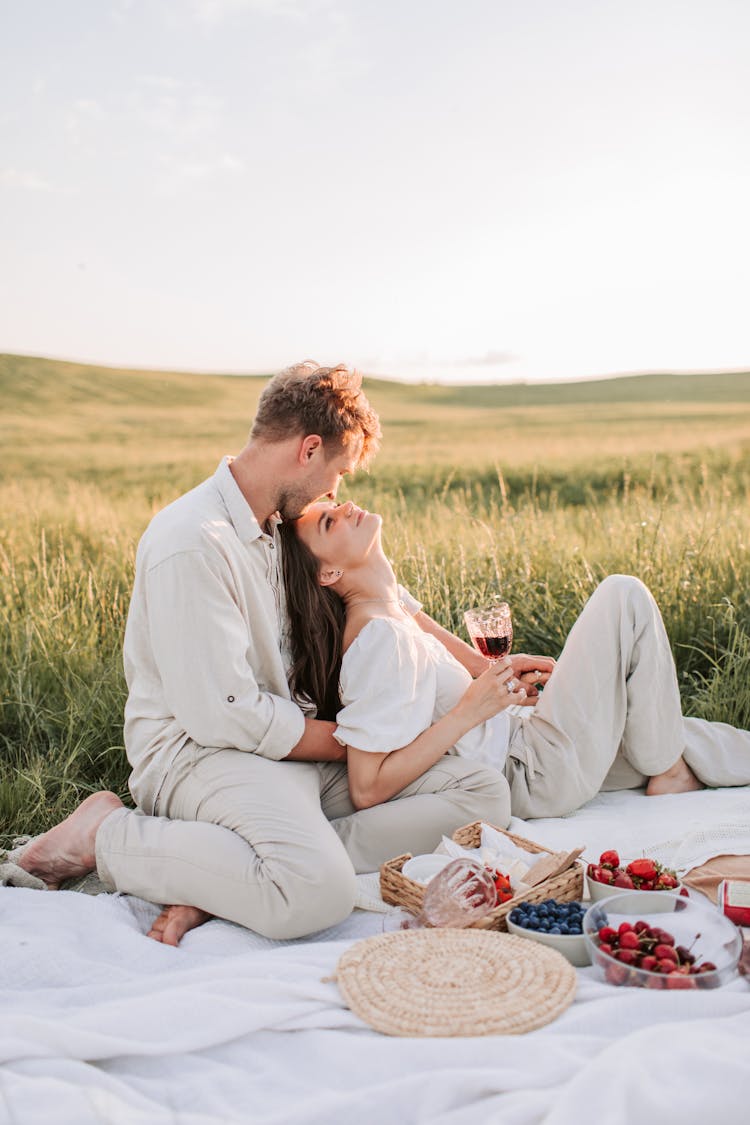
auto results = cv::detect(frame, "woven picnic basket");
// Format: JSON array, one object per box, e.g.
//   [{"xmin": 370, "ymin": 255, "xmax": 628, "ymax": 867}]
[{"xmin": 379, "ymin": 820, "xmax": 584, "ymax": 932}]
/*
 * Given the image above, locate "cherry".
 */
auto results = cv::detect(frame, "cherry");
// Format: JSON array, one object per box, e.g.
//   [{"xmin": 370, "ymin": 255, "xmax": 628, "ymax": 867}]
[
  {"xmin": 605, "ymin": 963, "xmax": 628, "ymax": 986},
  {"xmin": 666, "ymin": 972, "xmax": 697, "ymax": 990},
  {"xmin": 615, "ymin": 949, "xmax": 637, "ymax": 965}
]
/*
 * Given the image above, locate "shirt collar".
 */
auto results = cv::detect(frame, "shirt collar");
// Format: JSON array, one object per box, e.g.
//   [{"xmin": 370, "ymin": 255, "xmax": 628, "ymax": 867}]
[{"xmin": 213, "ymin": 456, "xmax": 279, "ymax": 545}]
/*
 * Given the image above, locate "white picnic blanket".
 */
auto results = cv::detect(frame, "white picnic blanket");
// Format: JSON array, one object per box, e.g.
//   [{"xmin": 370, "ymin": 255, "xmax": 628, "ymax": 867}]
[{"xmin": 1, "ymin": 786, "xmax": 749, "ymax": 1125}]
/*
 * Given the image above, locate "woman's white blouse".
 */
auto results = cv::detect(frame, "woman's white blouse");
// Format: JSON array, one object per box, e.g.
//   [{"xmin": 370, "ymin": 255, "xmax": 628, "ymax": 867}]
[{"xmin": 333, "ymin": 616, "xmax": 510, "ymax": 770}]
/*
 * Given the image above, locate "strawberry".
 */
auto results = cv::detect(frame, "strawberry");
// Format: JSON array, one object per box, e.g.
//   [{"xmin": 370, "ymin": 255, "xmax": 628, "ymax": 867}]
[
  {"xmin": 492, "ymin": 871, "xmax": 513, "ymax": 903},
  {"xmin": 613, "ymin": 872, "xmax": 635, "ymax": 889},
  {"xmin": 599, "ymin": 849, "xmax": 620, "ymax": 868},
  {"xmin": 656, "ymin": 873, "xmax": 679, "ymax": 889},
  {"xmin": 626, "ymin": 858, "xmax": 658, "ymax": 881}
]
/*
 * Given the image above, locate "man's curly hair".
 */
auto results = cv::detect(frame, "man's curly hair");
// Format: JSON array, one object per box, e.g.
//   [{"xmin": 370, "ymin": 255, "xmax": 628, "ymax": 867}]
[{"xmin": 250, "ymin": 361, "xmax": 381, "ymax": 468}]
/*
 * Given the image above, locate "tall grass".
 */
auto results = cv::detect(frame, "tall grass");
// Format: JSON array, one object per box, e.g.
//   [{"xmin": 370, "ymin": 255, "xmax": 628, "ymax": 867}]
[
  {"xmin": 3, "ymin": 468, "xmax": 750, "ymax": 843},
  {"xmin": 4, "ymin": 356, "xmax": 750, "ymax": 841}
]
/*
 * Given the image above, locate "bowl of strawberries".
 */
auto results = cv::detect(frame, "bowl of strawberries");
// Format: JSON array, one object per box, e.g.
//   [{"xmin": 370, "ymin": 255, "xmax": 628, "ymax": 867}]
[
  {"xmin": 583, "ymin": 892, "xmax": 743, "ymax": 989},
  {"xmin": 586, "ymin": 849, "xmax": 682, "ymax": 902}
]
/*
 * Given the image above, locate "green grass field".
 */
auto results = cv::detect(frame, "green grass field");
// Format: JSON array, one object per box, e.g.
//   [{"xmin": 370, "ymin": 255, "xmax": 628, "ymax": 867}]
[{"xmin": 3, "ymin": 353, "xmax": 750, "ymax": 841}]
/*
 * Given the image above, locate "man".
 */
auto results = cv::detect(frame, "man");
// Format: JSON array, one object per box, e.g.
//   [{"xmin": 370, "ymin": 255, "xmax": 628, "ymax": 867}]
[{"xmin": 20, "ymin": 362, "xmax": 510, "ymax": 944}]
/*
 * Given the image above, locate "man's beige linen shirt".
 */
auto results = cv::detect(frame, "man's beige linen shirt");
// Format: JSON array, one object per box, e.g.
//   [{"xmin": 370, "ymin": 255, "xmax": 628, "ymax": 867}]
[{"xmin": 123, "ymin": 457, "xmax": 306, "ymax": 812}]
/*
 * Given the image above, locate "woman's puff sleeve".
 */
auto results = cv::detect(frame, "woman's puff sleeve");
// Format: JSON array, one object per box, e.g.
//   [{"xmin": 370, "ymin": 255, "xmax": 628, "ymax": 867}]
[{"xmin": 333, "ymin": 618, "xmax": 437, "ymax": 753}]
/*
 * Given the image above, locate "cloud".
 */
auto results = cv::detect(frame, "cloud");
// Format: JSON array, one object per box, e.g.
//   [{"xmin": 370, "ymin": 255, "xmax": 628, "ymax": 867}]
[
  {"xmin": 188, "ymin": 0, "xmax": 327, "ymax": 24},
  {"xmin": 63, "ymin": 98, "xmax": 108, "ymax": 147},
  {"xmin": 0, "ymin": 168, "xmax": 53, "ymax": 192},
  {"xmin": 154, "ymin": 151, "xmax": 245, "ymax": 194},
  {"xmin": 450, "ymin": 350, "xmax": 518, "ymax": 367},
  {"xmin": 127, "ymin": 84, "xmax": 224, "ymax": 142},
  {"xmin": 136, "ymin": 75, "xmax": 185, "ymax": 92}
]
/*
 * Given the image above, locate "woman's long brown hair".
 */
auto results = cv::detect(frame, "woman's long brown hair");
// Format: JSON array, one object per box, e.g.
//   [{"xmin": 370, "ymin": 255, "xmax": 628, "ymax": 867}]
[{"xmin": 279, "ymin": 520, "xmax": 345, "ymax": 721}]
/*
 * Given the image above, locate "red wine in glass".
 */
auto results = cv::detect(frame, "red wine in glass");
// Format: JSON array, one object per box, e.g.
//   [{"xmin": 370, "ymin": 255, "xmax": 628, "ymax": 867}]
[
  {"xmin": 472, "ymin": 634, "xmax": 511, "ymax": 660},
  {"xmin": 464, "ymin": 603, "xmax": 513, "ymax": 663}
]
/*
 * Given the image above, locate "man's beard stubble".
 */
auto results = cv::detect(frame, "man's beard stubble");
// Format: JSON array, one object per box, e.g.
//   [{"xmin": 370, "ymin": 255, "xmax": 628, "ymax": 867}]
[{"xmin": 276, "ymin": 484, "xmax": 323, "ymax": 522}]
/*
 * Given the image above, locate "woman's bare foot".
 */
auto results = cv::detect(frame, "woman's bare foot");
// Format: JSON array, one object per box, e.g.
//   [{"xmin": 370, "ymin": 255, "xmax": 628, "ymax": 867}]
[
  {"xmin": 646, "ymin": 755, "xmax": 704, "ymax": 796},
  {"xmin": 17, "ymin": 791, "xmax": 124, "ymax": 889},
  {"xmin": 147, "ymin": 905, "xmax": 212, "ymax": 946}
]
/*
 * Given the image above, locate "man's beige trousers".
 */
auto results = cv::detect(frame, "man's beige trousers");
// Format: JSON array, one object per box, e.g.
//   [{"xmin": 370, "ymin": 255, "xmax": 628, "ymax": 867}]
[{"xmin": 95, "ymin": 751, "xmax": 510, "ymax": 940}]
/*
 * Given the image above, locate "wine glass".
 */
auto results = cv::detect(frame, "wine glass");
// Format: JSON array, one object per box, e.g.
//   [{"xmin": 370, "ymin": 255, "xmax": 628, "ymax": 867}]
[
  {"xmin": 464, "ymin": 602, "xmax": 513, "ymax": 663},
  {"xmin": 384, "ymin": 858, "xmax": 498, "ymax": 931}
]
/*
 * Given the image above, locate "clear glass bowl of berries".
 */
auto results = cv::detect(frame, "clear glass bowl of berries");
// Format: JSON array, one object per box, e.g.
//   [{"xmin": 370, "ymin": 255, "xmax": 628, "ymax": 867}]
[
  {"xmin": 586, "ymin": 849, "xmax": 682, "ymax": 901},
  {"xmin": 583, "ymin": 891, "xmax": 743, "ymax": 989},
  {"xmin": 507, "ymin": 899, "xmax": 590, "ymax": 967}
]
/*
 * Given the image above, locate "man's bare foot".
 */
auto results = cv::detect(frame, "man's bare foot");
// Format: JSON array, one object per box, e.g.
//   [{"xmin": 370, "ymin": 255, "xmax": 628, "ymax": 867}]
[
  {"xmin": 18, "ymin": 791, "xmax": 124, "ymax": 889},
  {"xmin": 646, "ymin": 755, "xmax": 704, "ymax": 796},
  {"xmin": 147, "ymin": 905, "xmax": 212, "ymax": 946}
]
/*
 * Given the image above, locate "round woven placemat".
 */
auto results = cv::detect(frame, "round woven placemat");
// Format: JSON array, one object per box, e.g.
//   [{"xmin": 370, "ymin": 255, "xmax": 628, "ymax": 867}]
[{"xmin": 335, "ymin": 928, "xmax": 576, "ymax": 1037}]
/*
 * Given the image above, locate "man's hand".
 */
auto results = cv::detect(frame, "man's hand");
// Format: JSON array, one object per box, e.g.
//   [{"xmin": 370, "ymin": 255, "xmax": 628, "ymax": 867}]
[{"xmin": 509, "ymin": 653, "xmax": 555, "ymax": 704}]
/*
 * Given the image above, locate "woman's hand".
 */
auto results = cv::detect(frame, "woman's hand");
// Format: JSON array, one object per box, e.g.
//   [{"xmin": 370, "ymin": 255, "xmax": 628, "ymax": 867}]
[
  {"xmin": 455, "ymin": 657, "xmax": 527, "ymax": 723},
  {"xmin": 510, "ymin": 653, "xmax": 555, "ymax": 704}
]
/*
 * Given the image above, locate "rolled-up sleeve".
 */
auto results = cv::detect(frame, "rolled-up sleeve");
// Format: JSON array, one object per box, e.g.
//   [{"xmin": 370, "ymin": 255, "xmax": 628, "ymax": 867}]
[{"xmin": 146, "ymin": 550, "xmax": 304, "ymax": 760}]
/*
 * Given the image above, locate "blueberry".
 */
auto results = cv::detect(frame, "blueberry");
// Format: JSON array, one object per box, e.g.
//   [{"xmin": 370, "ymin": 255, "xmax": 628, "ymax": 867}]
[{"xmin": 549, "ymin": 926, "xmax": 562, "ymax": 934}]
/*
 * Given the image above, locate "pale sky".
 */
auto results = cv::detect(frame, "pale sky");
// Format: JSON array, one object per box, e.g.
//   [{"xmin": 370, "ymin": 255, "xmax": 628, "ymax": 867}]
[{"xmin": 1, "ymin": 0, "xmax": 748, "ymax": 383}]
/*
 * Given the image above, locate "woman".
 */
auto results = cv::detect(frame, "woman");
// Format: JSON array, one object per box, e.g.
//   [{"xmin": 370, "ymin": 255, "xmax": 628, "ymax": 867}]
[{"xmin": 280, "ymin": 500, "xmax": 750, "ymax": 819}]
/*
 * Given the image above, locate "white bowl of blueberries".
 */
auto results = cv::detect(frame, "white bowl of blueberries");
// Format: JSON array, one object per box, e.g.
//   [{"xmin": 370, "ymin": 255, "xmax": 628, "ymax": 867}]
[{"xmin": 507, "ymin": 899, "xmax": 591, "ymax": 967}]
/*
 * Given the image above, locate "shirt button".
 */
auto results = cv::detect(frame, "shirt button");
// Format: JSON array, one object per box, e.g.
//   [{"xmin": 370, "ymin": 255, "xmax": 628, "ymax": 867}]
[
  {"xmin": 227, "ymin": 695, "xmax": 235, "ymax": 703},
  {"xmin": 269, "ymin": 542, "xmax": 275, "ymax": 550}
]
